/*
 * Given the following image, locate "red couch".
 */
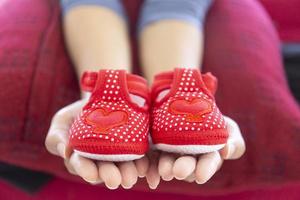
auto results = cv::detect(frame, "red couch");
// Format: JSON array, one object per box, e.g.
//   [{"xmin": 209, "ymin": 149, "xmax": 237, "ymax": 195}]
[
  {"xmin": 260, "ymin": 0, "xmax": 300, "ymax": 42},
  {"xmin": 0, "ymin": 0, "xmax": 299, "ymax": 196}
]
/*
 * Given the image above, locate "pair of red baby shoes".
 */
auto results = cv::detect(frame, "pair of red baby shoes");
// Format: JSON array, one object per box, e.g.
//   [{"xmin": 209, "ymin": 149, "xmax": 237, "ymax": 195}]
[{"xmin": 69, "ymin": 68, "xmax": 228, "ymax": 161}]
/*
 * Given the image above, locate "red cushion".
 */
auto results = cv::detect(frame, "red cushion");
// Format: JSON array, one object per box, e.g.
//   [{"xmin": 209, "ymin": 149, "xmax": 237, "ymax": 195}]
[
  {"xmin": 0, "ymin": 0, "xmax": 299, "ymax": 195},
  {"xmin": 260, "ymin": 0, "xmax": 300, "ymax": 42},
  {"xmin": 1, "ymin": 178, "xmax": 300, "ymax": 200},
  {"xmin": 0, "ymin": 0, "xmax": 80, "ymax": 181}
]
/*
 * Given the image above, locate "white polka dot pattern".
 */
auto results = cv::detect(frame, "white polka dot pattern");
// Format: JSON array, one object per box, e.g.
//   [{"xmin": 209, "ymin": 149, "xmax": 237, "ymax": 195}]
[
  {"xmin": 69, "ymin": 70, "xmax": 149, "ymax": 155},
  {"xmin": 152, "ymin": 69, "xmax": 227, "ymax": 140}
]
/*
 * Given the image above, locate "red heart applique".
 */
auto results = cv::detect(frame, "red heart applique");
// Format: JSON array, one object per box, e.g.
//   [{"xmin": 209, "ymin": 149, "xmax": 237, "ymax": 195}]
[
  {"xmin": 85, "ymin": 109, "xmax": 128, "ymax": 133},
  {"xmin": 169, "ymin": 98, "xmax": 212, "ymax": 122}
]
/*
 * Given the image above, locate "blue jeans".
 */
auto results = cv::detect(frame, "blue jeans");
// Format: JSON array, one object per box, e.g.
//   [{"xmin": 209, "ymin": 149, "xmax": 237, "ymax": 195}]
[{"xmin": 60, "ymin": 0, "xmax": 213, "ymax": 31}]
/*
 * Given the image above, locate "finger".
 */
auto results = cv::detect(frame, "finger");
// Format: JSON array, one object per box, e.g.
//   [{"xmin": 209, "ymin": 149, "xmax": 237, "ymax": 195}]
[
  {"xmin": 89, "ymin": 180, "xmax": 104, "ymax": 185},
  {"xmin": 45, "ymin": 127, "xmax": 68, "ymax": 158},
  {"xmin": 173, "ymin": 156, "xmax": 196, "ymax": 180},
  {"xmin": 45, "ymin": 100, "xmax": 84, "ymax": 158},
  {"xmin": 69, "ymin": 152, "xmax": 100, "ymax": 183},
  {"xmin": 220, "ymin": 117, "xmax": 246, "ymax": 160},
  {"xmin": 146, "ymin": 153, "xmax": 160, "ymax": 189},
  {"xmin": 135, "ymin": 156, "xmax": 150, "ymax": 178},
  {"xmin": 64, "ymin": 159, "xmax": 77, "ymax": 175},
  {"xmin": 158, "ymin": 153, "xmax": 176, "ymax": 181},
  {"xmin": 98, "ymin": 162, "xmax": 122, "ymax": 190},
  {"xmin": 118, "ymin": 161, "xmax": 138, "ymax": 189},
  {"xmin": 195, "ymin": 152, "xmax": 223, "ymax": 184}
]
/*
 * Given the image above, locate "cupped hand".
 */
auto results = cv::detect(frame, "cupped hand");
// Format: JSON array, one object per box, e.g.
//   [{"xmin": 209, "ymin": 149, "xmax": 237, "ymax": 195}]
[
  {"xmin": 45, "ymin": 100, "xmax": 245, "ymax": 189},
  {"xmin": 45, "ymin": 100, "xmax": 150, "ymax": 189},
  {"xmin": 146, "ymin": 116, "xmax": 246, "ymax": 188}
]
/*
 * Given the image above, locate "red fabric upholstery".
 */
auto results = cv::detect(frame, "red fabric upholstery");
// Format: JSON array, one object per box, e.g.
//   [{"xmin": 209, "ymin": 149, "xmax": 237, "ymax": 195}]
[
  {"xmin": 0, "ymin": 178, "xmax": 300, "ymax": 200},
  {"xmin": 0, "ymin": 0, "xmax": 299, "ymax": 196},
  {"xmin": 260, "ymin": 0, "xmax": 300, "ymax": 42},
  {"xmin": 0, "ymin": 0, "xmax": 79, "ymax": 181},
  {"xmin": 201, "ymin": 0, "xmax": 300, "ymax": 193}
]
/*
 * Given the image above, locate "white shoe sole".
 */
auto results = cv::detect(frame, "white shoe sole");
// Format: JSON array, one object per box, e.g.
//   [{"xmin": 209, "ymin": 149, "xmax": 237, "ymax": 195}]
[
  {"xmin": 74, "ymin": 150, "xmax": 144, "ymax": 162},
  {"xmin": 154, "ymin": 143, "xmax": 225, "ymax": 154}
]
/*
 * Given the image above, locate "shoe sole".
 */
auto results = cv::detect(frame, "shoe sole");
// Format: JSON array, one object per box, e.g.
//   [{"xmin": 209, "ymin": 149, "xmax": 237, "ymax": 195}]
[
  {"xmin": 154, "ymin": 143, "xmax": 225, "ymax": 154},
  {"xmin": 74, "ymin": 150, "xmax": 144, "ymax": 162}
]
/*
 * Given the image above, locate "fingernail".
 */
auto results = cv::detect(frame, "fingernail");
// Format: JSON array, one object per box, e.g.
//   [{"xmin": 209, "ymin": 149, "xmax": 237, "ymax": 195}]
[
  {"xmin": 106, "ymin": 184, "xmax": 119, "ymax": 190},
  {"xmin": 196, "ymin": 179, "xmax": 206, "ymax": 184},
  {"xmin": 81, "ymin": 176, "xmax": 103, "ymax": 185},
  {"xmin": 174, "ymin": 175, "xmax": 185, "ymax": 180},
  {"xmin": 149, "ymin": 184, "xmax": 158, "ymax": 190},
  {"xmin": 162, "ymin": 175, "xmax": 174, "ymax": 181},
  {"xmin": 82, "ymin": 176, "xmax": 97, "ymax": 183},
  {"xmin": 121, "ymin": 184, "xmax": 133, "ymax": 189},
  {"xmin": 57, "ymin": 143, "xmax": 66, "ymax": 159},
  {"xmin": 86, "ymin": 179, "xmax": 102, "ymax": 185}
]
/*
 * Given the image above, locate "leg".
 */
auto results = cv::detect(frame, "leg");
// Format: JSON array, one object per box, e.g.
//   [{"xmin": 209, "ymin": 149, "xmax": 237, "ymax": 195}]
[
  {"xmin": 62, "ymin": 0, "xmax": 131, "ymax": 76},
  {"xmin": 138, "ymin": 0, "xmax": 213, "ymax": 82},
  {"xmin": 139, "ymin": 21, "xmax": 202, "ymax": 82}
]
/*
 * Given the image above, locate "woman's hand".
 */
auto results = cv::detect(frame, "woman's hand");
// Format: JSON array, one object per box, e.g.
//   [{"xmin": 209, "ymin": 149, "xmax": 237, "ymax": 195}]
[
  {"xmin": 45, "ymin": 100, "xmax": 245, "ymax": 189},
  {"xmin": 146, "ymin": 116, "xmax": 246, "ymax": 188},
  {"xmin": 45, "ymin": 100, "xmax": 150, "ymax": 189}
]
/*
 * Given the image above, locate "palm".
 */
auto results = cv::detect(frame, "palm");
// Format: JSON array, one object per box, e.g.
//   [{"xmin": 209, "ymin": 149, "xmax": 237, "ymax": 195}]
[
  {"xmin": 45, "ymin": 100, "xmax": 150, "ymax": 189},
  {"xmin": 145, "ymin": 117, "xmax": 245, "ymax": 187}
]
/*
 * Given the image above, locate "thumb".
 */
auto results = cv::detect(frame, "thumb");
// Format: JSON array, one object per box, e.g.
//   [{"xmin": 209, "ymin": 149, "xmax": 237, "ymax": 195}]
[{"xmin": 45, "ymin": 100, "xmax": 84, "ymax": 158}]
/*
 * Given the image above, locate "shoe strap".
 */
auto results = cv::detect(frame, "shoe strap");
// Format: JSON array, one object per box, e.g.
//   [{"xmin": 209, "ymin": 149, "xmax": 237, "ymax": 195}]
[
  {"xmin": 81, "ymin": 70, "xmax": 150, "ymax": 104},
  {"xmin": 202, "ymin": 72, "xmax": 218, "ymax": 95},
  {"xmin": 151, "ymin": 68, "xmax": 217, "ymax": 100}
]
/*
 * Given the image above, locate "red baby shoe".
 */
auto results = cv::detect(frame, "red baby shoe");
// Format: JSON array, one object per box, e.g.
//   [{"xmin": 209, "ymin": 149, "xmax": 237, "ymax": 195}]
[
  {"xmin": 151, "ymin": 68, "xmax": 228, "ymax": 154},
  {"xmin": 69, "ymin": 70, "xmax": 150, "ymax": 161}
]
